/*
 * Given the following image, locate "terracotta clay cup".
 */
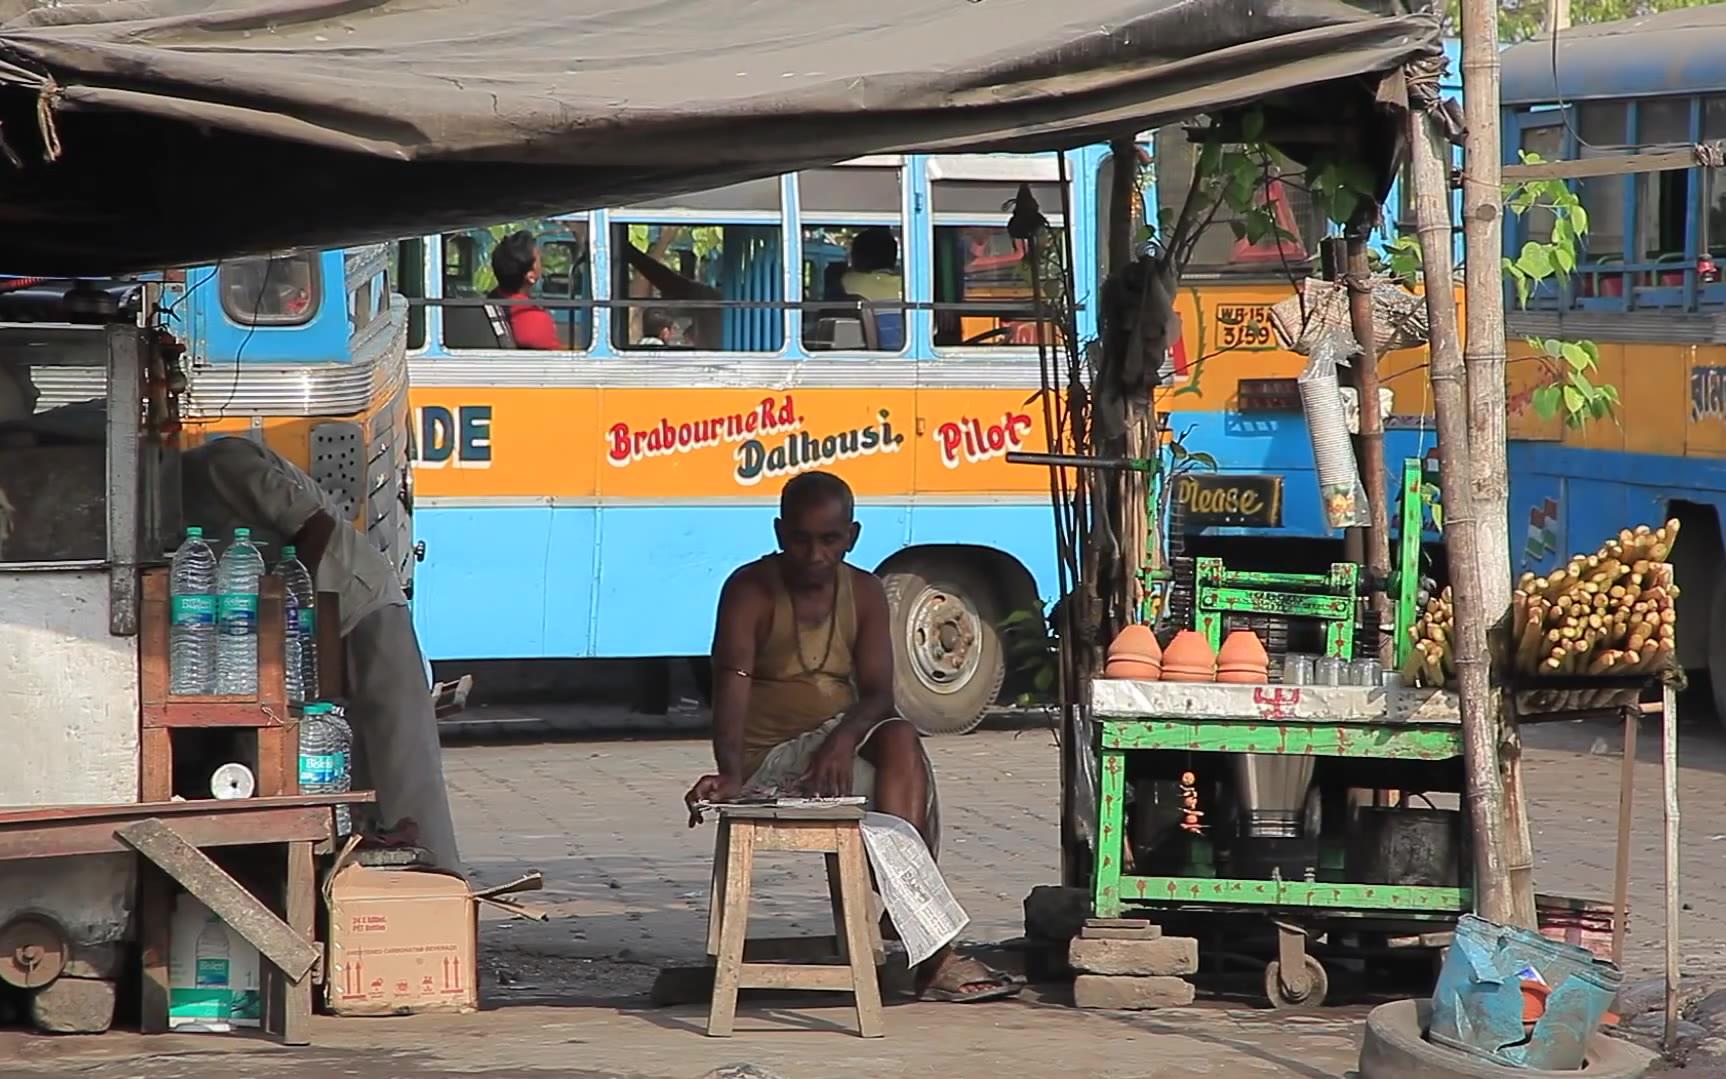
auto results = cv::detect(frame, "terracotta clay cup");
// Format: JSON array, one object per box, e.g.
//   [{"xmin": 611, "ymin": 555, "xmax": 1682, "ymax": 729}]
[
  {"xmin": 1160, "ymin": 629, "xmax": 1217, "ymax": 683},
  {"xmin": 1216, "ymin": 629, "xmax": 1270, "ymax": 684},
  {"xmin": 1104, "ymin": 624, "xmax": 1162, "ymax": 680}
]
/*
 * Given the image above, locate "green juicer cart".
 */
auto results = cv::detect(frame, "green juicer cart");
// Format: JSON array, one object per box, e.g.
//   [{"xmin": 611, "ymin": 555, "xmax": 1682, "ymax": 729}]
[{"xmin": 1090, "ymin": 459, "xmax": 1464, "ymax": 1008}]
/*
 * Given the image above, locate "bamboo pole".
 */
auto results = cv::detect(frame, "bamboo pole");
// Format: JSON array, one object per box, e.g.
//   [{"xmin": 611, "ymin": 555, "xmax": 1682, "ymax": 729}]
[
  {"xmin": 1613, "ymin": 704, "xmax": 1637, "ymax": 969},
  {"xmin": 1661, "ymin": 682, "xmax": 1680, "ymax": 1052},
  {"xmin": 1346, "ymin": 225, "xmax": 1392, "ymax": 663},
  {"xmin": 1407, "ymin": 106, "xmax": 1514, "ymax": 925}
]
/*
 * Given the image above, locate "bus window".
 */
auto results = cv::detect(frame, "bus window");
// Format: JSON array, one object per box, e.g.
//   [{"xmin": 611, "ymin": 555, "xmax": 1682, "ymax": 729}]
[
  {"xmin": 1637, "ymin": 97, "xmax": 1692, "ymax": 275},
  {"xmin": 219, "ymin": 253, "xmax": 319, "ymax": 326},
  {"xmin": 1520, "ymin": 123, "xmax": 1564, "ymax": 245},
  {"xmin": 1578, "ymin": 103, "xmax": 1630, "ymax": 273},
  {"xmin": 611, "ymin": 177, "xmax": 785, "ymax": 353},
  {"xmin": 799, "ymin": 166, "xmax": 905, "ymax": 352},
  {"xmin": 1708, "ymin": 96, "xmax": 1726, "ymax": 273},
  {"xmin": 438, "ymin": 219, "xmax": 591, "ymax": 351},
  {"xmin": 930, "ymin": 179, "xmax": 1065, "ymax": 348},
  {"xmin": 388, "ymin": 238, "xmax": 427, "ymax": 349},
  {"xmin": 1150, "ymin": 127, "xmax": 1324, "ymax": 273}
]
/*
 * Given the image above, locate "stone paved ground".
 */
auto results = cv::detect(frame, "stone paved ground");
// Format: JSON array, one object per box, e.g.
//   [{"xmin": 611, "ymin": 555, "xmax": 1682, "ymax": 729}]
[{"xmin": 5, "ymin": 710, "xmax": 1726, "ymax": 1077}]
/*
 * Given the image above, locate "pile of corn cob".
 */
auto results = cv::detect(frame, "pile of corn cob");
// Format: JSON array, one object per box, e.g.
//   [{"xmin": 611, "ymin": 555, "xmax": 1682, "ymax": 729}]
[{"xmin": 1402, "ymin": 521, "xmax": 1680, "ymax": 710}]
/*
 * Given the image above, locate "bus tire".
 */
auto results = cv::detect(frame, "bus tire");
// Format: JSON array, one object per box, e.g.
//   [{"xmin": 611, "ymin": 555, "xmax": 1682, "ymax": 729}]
[{"xmin": 882, "ymin": 554, "xmax": 1006, "ymax": 736}]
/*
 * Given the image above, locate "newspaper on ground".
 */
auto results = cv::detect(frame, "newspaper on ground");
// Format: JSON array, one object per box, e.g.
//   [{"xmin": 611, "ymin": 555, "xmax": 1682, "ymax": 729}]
[{"xmin": 859, "ymin": 811, "xmax": 969, "ymax": 967}]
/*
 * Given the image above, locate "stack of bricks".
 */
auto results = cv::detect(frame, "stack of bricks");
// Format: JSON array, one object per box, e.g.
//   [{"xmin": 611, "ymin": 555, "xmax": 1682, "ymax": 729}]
[{"xmin": 1069, "ymin": 918, "xmax": 1198, "ymax": 1010}]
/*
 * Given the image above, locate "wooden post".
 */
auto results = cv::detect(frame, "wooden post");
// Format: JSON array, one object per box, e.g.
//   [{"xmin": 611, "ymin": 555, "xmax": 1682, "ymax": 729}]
[
  {"xmin": 1613, "ymin": 705, "xmax": 1637, "ymax": 969},
  {"xmin": 1661, "ymin": 683, "xmax": 1680, "ymax": 1052},
  {"xmin": 1345, "ymin": 225, "xmax": 1392, "ymax": 663},
  {"xmin": 1107, "ymin": 138, "xmax": 1139, "ymax": 277},
  {"xmin": 1406, "ymin": 107, "xmax": 1513, "ymax": 925},
  {"xmin": 1462, "ymin": 0, "xmax": 1536, "ymax": 931}
]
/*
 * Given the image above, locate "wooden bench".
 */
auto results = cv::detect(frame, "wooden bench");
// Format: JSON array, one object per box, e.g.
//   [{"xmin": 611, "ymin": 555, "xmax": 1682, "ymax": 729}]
[{"xmin": 705, "ymin": 804, "xmax": 884, "ymax": 1038}]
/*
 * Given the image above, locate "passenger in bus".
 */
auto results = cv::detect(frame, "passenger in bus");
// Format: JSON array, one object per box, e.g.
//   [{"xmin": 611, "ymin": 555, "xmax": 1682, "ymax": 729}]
[
  {"xmin": 636, "ymin": 310, "xmax": 677, "ymax": 347},
  {"xmin": 685, "ymin": 472, "xmax": 1024, "ymax": 1004},
  {"xmin": 487, "ymin": 230, "xmax": 562, "ymax": 350},
  {"xmin": 840, "ymin": 227, "xmax": 903, "ymax": 302},
  {"xmin": 181, "ymin": 437, "xmax": 462, "ymax": 873},
  {"xmin": 621, "ymin": 242, "xmax": 724, "ymax": 350}
]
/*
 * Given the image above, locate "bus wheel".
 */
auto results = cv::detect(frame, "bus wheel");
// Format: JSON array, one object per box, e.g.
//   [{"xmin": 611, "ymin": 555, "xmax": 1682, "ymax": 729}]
[{"xmin": 882, "ymin": 554, "xmax": 1006, "ymax": 736}]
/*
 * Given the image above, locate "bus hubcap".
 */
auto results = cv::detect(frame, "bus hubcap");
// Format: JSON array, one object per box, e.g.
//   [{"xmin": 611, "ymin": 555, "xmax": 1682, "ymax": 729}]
[{"xmin": 907, "ymin": 586, "xmax": 981, "ymax": 694}]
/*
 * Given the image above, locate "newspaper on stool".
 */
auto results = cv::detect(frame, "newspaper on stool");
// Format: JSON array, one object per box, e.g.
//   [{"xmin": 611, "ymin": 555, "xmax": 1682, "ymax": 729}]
[{"xmin": 859, "ymin": 811, "xmax": 969, "ymax": 966}]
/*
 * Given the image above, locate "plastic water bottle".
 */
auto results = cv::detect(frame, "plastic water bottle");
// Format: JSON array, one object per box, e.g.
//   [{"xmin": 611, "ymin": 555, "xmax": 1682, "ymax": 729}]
[
  {"xmin": 276, "ymin": 545, "xmax": 318, "ymax": 706},
  {"xmin": 169, "ymin": 526, "xmax": 218, "ymax": 695},
  {"xmin": 195, "ymin": 915, "xmax": 230, "ymax": 987},
  {"xmin": 214, "ymin": 528, "xmax": 265, "ymax": 695},
  {"xmin": 299, "ymin": 701, "xmax": 353, "ymax": 835}
]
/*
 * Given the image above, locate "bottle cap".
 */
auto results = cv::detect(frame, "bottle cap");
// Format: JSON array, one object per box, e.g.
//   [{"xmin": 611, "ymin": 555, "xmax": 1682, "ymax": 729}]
[
  {"xmin": 281, "ymin": 545, "xmax": 296, "ymax": 559},
  {"xmin": 303, "ymin": 701, "xmax": 331, "ymax": 715},
  {"xmin": 234, "ymin": 527, "xmax": 251, "ymax": 539},
  {"xmin": 185, "ymin": 526, "xmax": 204, "ymax": 539}
]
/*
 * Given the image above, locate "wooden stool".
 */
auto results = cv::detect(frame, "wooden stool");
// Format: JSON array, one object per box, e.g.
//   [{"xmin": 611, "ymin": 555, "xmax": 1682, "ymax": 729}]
[{"xmin": 705, "ymin": 804, "xmax": 884, "ymax": 1038}]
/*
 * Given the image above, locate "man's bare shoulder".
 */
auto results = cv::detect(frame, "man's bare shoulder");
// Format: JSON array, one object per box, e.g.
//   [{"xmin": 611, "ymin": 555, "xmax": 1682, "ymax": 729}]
[{"xmin": 721, "ymin": 558, "xmax": 777, "ymax": 605}]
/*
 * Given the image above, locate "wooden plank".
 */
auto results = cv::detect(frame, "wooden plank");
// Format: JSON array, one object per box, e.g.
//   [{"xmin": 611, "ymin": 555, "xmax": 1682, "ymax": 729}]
[
  {"xmin": 0, "ymin": 792, "xmax": 372, "ymax": 825},
  {"xmin": 835, "ymin": 824, "xmax": 884, "ymax": 1038},
  {"xmin": 256, "ymin": 724, "xmax": 296, "ymax": 797},
  {"xmin": 707, "ymin": 820, "xmax": 756, "ymax": 1037},
  {"xmin": 138, "ymin": 866, "xmax": 172, "ymax": 1034},
  {"xmin": 1091, "ymin": 680, "xmax": 1462, "ymax": 726},
  {"xmin": 115, "ymin": 819, "xmax": 319, "ymax": 982},
  {"xmin": 315, "ymin": 591, "xmax": 344, "ymax": 699},
  {"xmin": 736, "ymin": 963, "xmax": 854, "ymax": 991},
  {"xmin": 0, "ymin": 805, "xmax": 333, "ymax": 862},
  {"xmin": 752, "ymin": 822, "xmax": 843, "ymax": 853},
  {"xmin": 140, "ymin": 727, "xmax": 173, "ymax": 803},
  {"xmin": 258, "ymin": 576, "xmax": 287, "ymax": 718},
  {"xmin": 706, "ymin": 816, "xmax": 730, "ymax": 958},
  {"xmin": 140, "ymin": 569, "xmax": 169, "ymax": 709},
  {"xmin": 1502, "ymin": 145, "xmax": 1724, "ymax": 183},
  {"xmin": 713, "ymin": 804, "xmax": 864, "ymax": 821},
  {"xmin": 1662, "ymin": 684, "xmax": 1681, "ymax": 1052},
  {"xmin": 145, "ymin": 702, "xmax": 292, "ymax": 729},
  {"xmin": 282, "ymin": 841, "xmax": 315, "ymax": 1044}
]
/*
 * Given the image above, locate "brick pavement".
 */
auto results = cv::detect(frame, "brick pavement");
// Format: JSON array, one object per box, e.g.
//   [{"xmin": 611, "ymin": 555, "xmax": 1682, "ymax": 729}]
[{"xmin": 447, "ymin": 714, "xmax": 1726, "ymax": 986}]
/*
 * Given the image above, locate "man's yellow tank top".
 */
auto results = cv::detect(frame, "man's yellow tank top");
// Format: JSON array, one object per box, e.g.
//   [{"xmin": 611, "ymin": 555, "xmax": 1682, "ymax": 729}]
[{"xmin": 741, "ymin": 555, "xmax": 859, "ymax": 777}]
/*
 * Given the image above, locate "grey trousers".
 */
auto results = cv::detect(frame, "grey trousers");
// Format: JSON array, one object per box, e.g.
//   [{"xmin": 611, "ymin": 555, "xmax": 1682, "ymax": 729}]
[{"xmin": 345, "ymin": 604, "xmax": 461, "ymax": 871}]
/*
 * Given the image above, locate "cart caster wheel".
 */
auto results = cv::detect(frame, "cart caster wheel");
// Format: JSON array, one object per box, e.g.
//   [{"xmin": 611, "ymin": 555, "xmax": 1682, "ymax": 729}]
[{"xmin": 1264, "ymin": 955, "xmax": 1328, "ymax": 1010}]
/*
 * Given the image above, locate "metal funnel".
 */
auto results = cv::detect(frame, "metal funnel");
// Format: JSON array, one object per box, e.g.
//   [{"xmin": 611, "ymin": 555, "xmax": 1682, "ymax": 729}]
[{"xmin": 1235, "ymin": 753, "xmax": 1316, "ymax": 838}]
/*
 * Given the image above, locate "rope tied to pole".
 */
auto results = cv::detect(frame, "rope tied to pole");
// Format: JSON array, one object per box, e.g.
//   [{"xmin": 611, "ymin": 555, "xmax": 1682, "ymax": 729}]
[{"xmin": 1404, "ymin": 55, "xmax": 1465, "ymax": 143}]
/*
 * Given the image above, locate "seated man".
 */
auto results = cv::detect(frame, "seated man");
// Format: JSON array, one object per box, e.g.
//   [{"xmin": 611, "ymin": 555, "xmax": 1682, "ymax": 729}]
[
  {"xmin": 685, "ymin": 471, "xmax": 1020, "ymax": 1003},
  {"xmin": 487, "ymin": 231, "xmax": 561, "ymax": 350},
  {"xmin": 839, "ymin": 227, "xmax": 905, "ymax": 350}
]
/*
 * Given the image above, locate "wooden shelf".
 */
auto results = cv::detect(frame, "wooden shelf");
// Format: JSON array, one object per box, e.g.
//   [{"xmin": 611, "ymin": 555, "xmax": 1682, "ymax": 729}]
[{"xmin": 139, "ymin": 568, "xmax": 296, "ymax": 800}]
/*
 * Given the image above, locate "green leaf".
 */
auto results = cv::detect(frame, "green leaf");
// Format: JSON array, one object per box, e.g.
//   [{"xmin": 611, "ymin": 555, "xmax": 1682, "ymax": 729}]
[
  {"xmin": 1033, "ymin": 665, "xmax": 1055, "ymax": 693},
  {"xmin": 1532, "ymin": 386, "xmax": 1560, "ymax": 419},
  {"xmin": 1516, "ymin": 244, "xmax": 1555, "ymax": 281},
  {"xmin": 1430, "ymin": 502, "xmax": 1444, "ymax": 530},
  {"xmin": 1581, "ymin": 340, "xmax": 1600, "ymax": 364},
  {"xmin": 1330, "ymin": 187, "xmax": 1361, "ymax": 225},
  {"xmin": 1571, "ymin": 369, "xmax": 1596, "ymax": 397},
  {"xmin": 1560, "ymin": 342, "xmax": 1591, "ymax": 371},
  {"xmin": 1568, "ymin": 203, "xmax": 1589, "ymax": 237},
  {"xmin": 1563, "ymin": 384, "xmax": 1585, "ymax": 412},
  {"xmin": 1188, "ymin": 451, "xmax": 1219, "ymax": 470},
  {"xmin": 1002, "ymin": 610, "xmax": 1036, "ymax": 626},
  {"xmin": 1169, "ymin": 441, "xmax": 1190, "ymax": 460},
  {"xmin": 1515, "ymin": 271, "xmax": 1532, "ymax": 308},
  {"xmin": 1198, "ymin": 140, "xmax": 1222, "ymax": 179},
  {"xmin": 1554, "ymin": 245, "xmax": 1576, "ymax": 275},
  {"xmin": 1228, "ymin": 219, "xmax": 1249, "ymax": 241},
  {"xmin": 1241, "ymin": 109, "xmax": 1265, "ymax": 142}
]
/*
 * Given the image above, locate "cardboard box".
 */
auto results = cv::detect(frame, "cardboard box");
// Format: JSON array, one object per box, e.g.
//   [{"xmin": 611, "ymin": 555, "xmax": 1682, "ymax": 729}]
[
  {"xmin": 324, "ymin": 860, "xmax": 542, "ymax": 1017},
  {"xmin": 168, "ymin": 894, "xmax": 262, "ymax": 1030}
]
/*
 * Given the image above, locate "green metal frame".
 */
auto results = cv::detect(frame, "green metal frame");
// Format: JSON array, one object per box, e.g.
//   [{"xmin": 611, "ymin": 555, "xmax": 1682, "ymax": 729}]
[
  {"xmin": 1092, "ymin": 716, "xmax": 1471, "ymax": 919},
  {"xmin": 1193, "ymin": 557, "xmax": 1358, "ymax": 658}
]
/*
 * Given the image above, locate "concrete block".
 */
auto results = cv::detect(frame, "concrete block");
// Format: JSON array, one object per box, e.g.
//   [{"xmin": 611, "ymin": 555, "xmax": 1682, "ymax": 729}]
[
  {"xmin": 1073, "ymin": 974, "xmax": 1196, "ymax": 1010},
  {"xmin": 29, "ymin": 976, "xmax": 116, "ymax": 1034},
  {"xmin": 64, "ymin": 941, "xmax": 124, "ymax": 981},
  {"xmin": 1081, "ymin": 918, "xmax": 1162, "ymax": 941},
  {"xmin": 1069, "ymin": 935, "xmax": 1198, "ymax": 977}
]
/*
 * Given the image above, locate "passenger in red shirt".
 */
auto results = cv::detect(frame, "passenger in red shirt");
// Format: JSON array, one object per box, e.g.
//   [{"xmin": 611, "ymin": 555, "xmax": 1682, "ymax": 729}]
[{"xmin": 487, "ymin": 231, "xmax": 562, "ymax": 350}]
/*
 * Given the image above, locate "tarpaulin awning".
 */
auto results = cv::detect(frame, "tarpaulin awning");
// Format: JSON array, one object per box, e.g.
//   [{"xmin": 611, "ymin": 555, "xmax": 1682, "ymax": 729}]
[{"xmin": 0, "ymin": 0, "xmax": 1439, "ymax": 274}]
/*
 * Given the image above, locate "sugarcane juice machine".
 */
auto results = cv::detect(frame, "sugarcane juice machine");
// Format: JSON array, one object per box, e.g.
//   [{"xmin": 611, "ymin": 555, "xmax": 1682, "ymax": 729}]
[{"xmin": 1012, "ymin": 443, "xmax": 1468, "ymax": 1006}]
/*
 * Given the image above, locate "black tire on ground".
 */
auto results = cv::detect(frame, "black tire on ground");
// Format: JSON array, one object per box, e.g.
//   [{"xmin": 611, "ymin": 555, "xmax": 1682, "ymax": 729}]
[
  {"xmin": 881, "ymin": 554, "xmax": 1007, "ymax": 736},
  {"xmin": 1358, "ymin": 999, "xmax": 1657, "ymax": 1079},
  {"xmin": 1263, "ymin": 955, "xmax": 1328, "ymax": 1010}
]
